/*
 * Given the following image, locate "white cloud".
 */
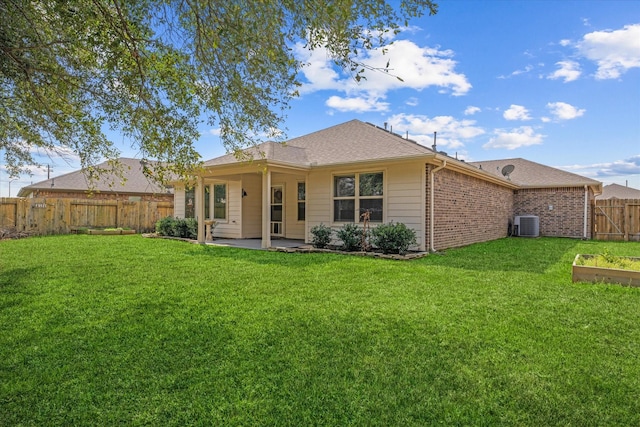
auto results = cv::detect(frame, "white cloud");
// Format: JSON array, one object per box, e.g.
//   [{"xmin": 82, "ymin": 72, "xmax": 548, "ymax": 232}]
[
  {"xmin": 559, "ymin": 39, "xmax": 572, "ymax": 47},
  {"xmin": 577, "ymin": 24, "xmax": 640, "ymax": 79},
  {"xmin": 483, "ymin": 126, "xmax": 545, "ymax": 150},
  {"xmin": 387, "ymin": 113, "xmax": 485, "ymax": 150},
  {"xmin": 546, "ymin": 102, "xmax": 585, "ymax": 120},
  {"xmin": 503, "ymin": 105, "xmax": 532, "ymax": 121},
  {"xmin": 325, "ymin": 95, "xmax": 389, "ymax": 113},
  {"xmin": 405, "ymin": 97, "xmax": 419, "ymax": 107},
  {"xmin": 295, "ymin": 38, "xmax": 472, "ymax": 107},
  {"xmin": 464, "ymin": 106, "xmax": 481, "ymax": 115},
  {"xmin": 498, "ymin": 65, "xmax": 534, "ymax": 79},
  {"xmin": 209, "ymin": 128, "xmax": 221, "ymax": 136},
  {"xmin": 548, "ymin": 60, "xmax": 582, "ymax": 82},
  {"xmin": 561, "ymin": 155, "xmax": 640, "ymax": 178}
]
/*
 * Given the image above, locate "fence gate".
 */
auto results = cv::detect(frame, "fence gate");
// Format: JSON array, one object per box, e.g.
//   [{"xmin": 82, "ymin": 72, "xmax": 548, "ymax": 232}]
[{"xmin": 593, "ymin": 199, "xmax": 640, "ymax": 241}]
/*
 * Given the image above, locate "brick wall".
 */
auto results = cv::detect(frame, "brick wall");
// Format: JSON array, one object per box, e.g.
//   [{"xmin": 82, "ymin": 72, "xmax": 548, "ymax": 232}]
[
  {"xmin": 426, "ymin": 165, "xmax": 514, "ymax": 250},
  {"xmin": 514, "ymin": 187, "xmax": 593, "ymax": 238},
  {"xmin": 27, "ymin": 190, "xmax": 173, "ymax": 203}
]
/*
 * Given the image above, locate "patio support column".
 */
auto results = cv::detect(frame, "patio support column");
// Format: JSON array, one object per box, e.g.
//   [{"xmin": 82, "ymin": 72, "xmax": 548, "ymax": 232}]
[
  {"xmin": 196, "ymin": 175, "xmax": 205, "ymax": 243},
  {"xmin": 261, "ymin": 168, "xmax": 271, "ymax": 248}
]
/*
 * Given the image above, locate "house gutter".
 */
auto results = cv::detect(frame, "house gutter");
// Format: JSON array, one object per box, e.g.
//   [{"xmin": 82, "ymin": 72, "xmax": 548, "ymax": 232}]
[
  {"xmin": 583, "ymin": 185, "xmax": 588, "ymax": 239},
  {"xmin": 430, "ymin": 159, "xmax": 447, "ymax": 252}
]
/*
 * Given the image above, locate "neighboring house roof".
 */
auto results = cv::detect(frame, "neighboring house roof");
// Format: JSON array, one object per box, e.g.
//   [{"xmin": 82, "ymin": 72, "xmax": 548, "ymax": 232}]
[
  {"xmin": 596, "ymin": 183, "xmax": 640, "ymax": 199},
  {"xmin": 468, "ymin": 158, "xmax": 601, "ymax": 189},
  {"xmin": 204, "ymin": 119, "xmax": 434, "ymax": 167},
  {"xmin": 17, "ymin": 157, "xmax": 172, "ymax": 197}
]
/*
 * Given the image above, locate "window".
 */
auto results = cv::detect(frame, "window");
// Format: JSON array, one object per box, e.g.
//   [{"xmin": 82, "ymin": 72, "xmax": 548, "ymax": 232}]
[
  {"xmin": 213, "ymin": 183, "xmax": 226, "ymax": 220},
  {"xmin": 185, "ymin": 187, "xmax": 195, "ymax": 218},
  {"xmin": 358, "ymin": 172, "xmax": 383, "ymax": 222},
  {"xmin": 333, "ymin": 172, "xmax": 383, "ymax": 223},
  {"xmin": 297, "ymin": 182, "xmax": 306, "ymax": 221},
  {"xmin": 204, "ymin": 186, "xmax": 210, "ymax": 219}
]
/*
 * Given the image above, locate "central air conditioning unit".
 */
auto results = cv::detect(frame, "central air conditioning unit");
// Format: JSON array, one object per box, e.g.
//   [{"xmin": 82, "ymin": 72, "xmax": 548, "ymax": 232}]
[{"xmin": 514, "ymin": 215, "xmax": 539, "ymax": 237}]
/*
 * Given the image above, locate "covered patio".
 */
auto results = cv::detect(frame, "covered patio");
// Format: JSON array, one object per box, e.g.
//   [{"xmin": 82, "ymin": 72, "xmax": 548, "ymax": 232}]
[{"xmin": 204, "ymin": 238, "xmax": 306, "ymax": 250}]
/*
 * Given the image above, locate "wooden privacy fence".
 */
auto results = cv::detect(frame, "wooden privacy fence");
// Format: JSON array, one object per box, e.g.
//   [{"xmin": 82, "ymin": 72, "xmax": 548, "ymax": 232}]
[
  {"xmin": 0, "ymin": 197, "xmax": 173, "ymax": 235},
  {"xmin": 593, "ymin": 198, "xmax": 640, "ymax": 242}
]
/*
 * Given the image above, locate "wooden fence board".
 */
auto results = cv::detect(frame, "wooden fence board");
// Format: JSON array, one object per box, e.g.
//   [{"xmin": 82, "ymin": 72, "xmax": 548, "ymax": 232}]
[
  {"xmin": 593, "ymin": 199, "xmax": 640, "ymax": 241},
  {"xmin": 0, "ymin": 197, "xmax": 173, "ymax": 235},
  {"xmin": 0, "ymin": 198, "xmax": 18, "ymax": 227}
]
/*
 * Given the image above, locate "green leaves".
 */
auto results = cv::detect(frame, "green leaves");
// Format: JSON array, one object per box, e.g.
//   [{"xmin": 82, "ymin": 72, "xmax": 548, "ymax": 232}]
[{"xmin": 1, "ymin": 0, "xmax": 437, "ymax": 184}]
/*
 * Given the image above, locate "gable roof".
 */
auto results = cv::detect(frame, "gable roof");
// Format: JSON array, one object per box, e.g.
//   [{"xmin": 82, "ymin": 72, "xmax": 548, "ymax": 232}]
[
  {"xmin": 596, "ymin": 183, "xmax": 640, "ymax": 200},
  {"xmin": 468, "ymin": 158, "xmax": 601, "ymax": 189},
  {"xmin": 18, "ymin": 157, "xmax": 171, "ymax": 197},
  {"xmin": 204, "ymin": 119, "xmax": 434, "ymax": 167},
  {"xmin": 201, "ymin": 120, "xmax": 599, "ymax": 191}
]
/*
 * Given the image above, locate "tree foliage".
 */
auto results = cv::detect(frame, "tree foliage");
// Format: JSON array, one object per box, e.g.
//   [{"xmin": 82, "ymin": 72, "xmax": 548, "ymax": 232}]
[{"xmin": 0, "ymin": 0, "xmax": 437, "ymax": 183}]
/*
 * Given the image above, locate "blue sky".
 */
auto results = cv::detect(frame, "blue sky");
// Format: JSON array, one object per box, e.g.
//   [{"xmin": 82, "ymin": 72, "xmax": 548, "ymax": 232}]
[{"xmin": 3, "ymin": 0, "xmax": 639, "ymax": 196}]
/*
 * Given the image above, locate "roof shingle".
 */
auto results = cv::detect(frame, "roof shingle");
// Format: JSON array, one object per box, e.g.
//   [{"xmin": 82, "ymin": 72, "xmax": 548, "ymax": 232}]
[
  {"xmin": 468, "ymin": 158, "xmax": 601, "ymax": 188},
  {"xmin": 204, "ymin": 119, "xmax": 434, "ymax": 167},
  {"xmin": 18, "ymin": 158, "xmax": 171, "ymax": 196}
]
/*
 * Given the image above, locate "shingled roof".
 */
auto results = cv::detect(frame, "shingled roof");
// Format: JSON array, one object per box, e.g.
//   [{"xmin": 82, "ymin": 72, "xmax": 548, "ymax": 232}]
[
  {"xmin": 596, "ymin": 183, "xmax": 640, "ymax": 199},
  {"xmin": 204, "ymin": 119, "xmax": 434, "ymax": 167},
  {"xmin": 468, "ymin": 158, "xmax": 601, "ymax": 189},
  {"xmin": 18, "ymin": 157, "xmax": 171, "ymax": 197}
]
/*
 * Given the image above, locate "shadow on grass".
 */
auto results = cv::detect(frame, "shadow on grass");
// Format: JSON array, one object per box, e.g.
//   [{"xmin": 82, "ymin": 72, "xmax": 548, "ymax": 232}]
[
  {"xmin": 176, "ymin": 236, "xmax": 588, "ymax": 275},
  {"xmin": 418, "ymin": 237, "xmax": 580, "ymax": 274},
  {"xmin": 181, "ymin": 244, "xmax": 345, "ymax": 267}
]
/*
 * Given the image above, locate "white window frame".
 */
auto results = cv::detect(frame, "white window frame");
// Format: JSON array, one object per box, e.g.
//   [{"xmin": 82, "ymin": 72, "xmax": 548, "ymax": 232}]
[
  {"xmin": 297, "ymin": 181, "xmax": 306, "ymax": 222},
  {"xmin": 332, "ymin": 171, "xmax": 384, "ymax": 224},
  {"xmin": 207, "ymin": 182, "xmax": 228, "ymax": 222}
]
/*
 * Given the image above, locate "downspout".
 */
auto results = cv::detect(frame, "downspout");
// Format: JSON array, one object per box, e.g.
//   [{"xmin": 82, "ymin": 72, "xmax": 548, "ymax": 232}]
[
  {"xmin": 430, "ymin": 160, "xmax": 447, "ymax": 252},
  {"xmin": 583, "ymin": 185, "xmax": 588, "ymax": 239}
]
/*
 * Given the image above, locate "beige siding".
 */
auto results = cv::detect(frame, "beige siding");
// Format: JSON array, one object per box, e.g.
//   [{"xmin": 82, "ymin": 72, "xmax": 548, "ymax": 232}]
[
  {"xmin": 306, "ymin": 168, "xmax": 333, "ymax": 243},
  {"xmin": 306, "ymin": 161, "xmax": 425, "ymax": 248},
  {"xmin": 174, "ymin": 185, "xmax": 186, "ymax": 218},
  {"xmin": 241, "ymin": 173, "xmax": 263, "ymax": 238},
  {"xmin": 213, "ymin": 180, "xmax": 242, "ymax": 239},
  {"xmin": 386, "ymin": 162, "xmax": 424, "ymax": 248},
  {"xmin": 272, "ymin": 172, "xmax": 306, "ymax": 240}
]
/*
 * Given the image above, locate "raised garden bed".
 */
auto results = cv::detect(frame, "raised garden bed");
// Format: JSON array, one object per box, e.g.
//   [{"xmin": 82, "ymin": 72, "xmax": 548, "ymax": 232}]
[
  {"xmin": 572, "ymin": 254, "xmax": 640, "ymax": 287},
  {"xmin": 72, "ymin": 227, "xmax": 136, "ymax": 235}
]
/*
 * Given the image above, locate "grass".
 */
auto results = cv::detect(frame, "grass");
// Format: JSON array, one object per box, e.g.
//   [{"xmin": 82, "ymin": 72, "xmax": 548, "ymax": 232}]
[
  {"xmin": 576, "ymin": 251, "xmax": 640, "ymax": 271},
  {"xmin": 1, "ymin": 235, "xmax": 639, "ymax": 426}
]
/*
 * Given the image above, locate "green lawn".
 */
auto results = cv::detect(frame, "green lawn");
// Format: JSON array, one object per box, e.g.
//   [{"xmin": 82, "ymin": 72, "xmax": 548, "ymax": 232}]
[{"xmin": 1, "ymin": 235, "xmax": 639, "ymax": 426}]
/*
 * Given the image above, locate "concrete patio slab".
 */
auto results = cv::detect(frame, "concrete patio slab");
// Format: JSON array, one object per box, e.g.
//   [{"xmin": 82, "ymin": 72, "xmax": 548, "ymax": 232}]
[{"xmin": 205, "ymin": 238, "xmax": 305, "ymax": 250}]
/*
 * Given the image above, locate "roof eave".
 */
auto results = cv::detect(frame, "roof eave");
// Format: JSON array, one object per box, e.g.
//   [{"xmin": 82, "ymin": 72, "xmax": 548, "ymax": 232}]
[{"xmin": 433, "ymin": 154, "xmax": 520, "ymax": 189}]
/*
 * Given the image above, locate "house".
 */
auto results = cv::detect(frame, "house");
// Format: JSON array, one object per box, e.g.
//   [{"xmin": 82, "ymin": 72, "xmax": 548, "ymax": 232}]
[
  {"xmin": 18, "ymin": 157, "xmax": 173, "ymax": 202},
  {"xmin": 173, "ymin": 120, "xmax": 601, "ymax": 251},
  {"xmin": 596, "ymin": 183, "xmax": 640, "ymax": 200},
  {"xmin": 468, "ymin": 158, "xmax": 601, "ymax": 239}
]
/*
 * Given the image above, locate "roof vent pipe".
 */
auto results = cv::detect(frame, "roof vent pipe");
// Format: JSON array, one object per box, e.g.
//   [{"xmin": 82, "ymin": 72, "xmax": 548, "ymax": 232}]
[
  {"xmin": 384, "ymin": 122, "xmax": 388, "ymax": 131},
  {"xmin": 432, "ymin": 132, "xmax": 437, "ymax": 151}
]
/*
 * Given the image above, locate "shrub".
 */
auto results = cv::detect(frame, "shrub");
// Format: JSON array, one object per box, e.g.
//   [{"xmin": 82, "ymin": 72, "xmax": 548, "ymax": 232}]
[
  {"xmin": 155, "ymin": 217, "xmax": 198, "ymax": 239},
  {"xmin": 310, "ymin": 223, "xmax": 332, "ymax": 248},
  {"xmin": 371, "ymin": 222, "xmax": 417, "ymax": 255},
  {"xmin": 184, "ymin": 218, "xmax": 198, "ymax": 239},
  {"xmin": 336, "ymin": 223, "xmax": 366, "ymax": 251},
  {"xmin": 156, "ymin": 217, "xmax": 175, "ymax": 236}
]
